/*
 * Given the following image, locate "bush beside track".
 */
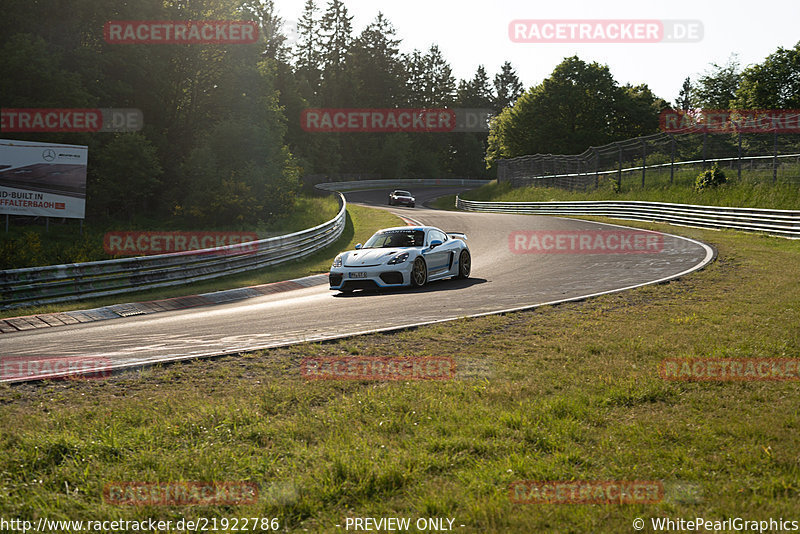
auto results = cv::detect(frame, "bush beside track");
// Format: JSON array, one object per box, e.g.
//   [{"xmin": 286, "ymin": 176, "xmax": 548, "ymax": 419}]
[{"xmin": 1, "ymin": 222, "xmax": 798, "ymax": 532}]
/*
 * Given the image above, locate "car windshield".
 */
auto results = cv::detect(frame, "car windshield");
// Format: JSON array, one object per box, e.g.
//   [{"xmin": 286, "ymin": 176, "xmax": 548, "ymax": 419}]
[
  {"xmin": 394, "ymin": 191, "xmax": 411, "ymax": 196},
  {"xmin": 363, "ymin": 229, "xmax": 424, "ymax": 248}
]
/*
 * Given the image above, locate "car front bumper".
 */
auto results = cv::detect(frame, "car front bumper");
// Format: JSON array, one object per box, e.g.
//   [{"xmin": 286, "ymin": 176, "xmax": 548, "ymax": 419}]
[{"xmin": 329, "ymin": 262, "xmax": 413, "ymax": 291}]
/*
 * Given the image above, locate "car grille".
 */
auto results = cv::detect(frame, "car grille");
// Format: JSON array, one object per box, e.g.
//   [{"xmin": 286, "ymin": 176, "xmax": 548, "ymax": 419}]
[
  {"xmin": 379, "ymin": 271, "xmax": 403, "ymax": 285},
  {"xmin": 329, "ymin": 273, "xmax": 343, "ymax": 286}
]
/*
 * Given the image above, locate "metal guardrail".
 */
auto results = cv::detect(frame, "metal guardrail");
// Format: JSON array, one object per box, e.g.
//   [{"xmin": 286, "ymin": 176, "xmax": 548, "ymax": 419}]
[
  {"xmin": 503, "ymin": 153, "xmax": 800, "ymax": 185},
  {"xmin": 315, "ymin": 178, "xmax": 490, "ymax": 192},
  {"xmin": 498, "ymin": 124, "xmax": 800, "ymax": 190},
  {"xmin": 456, "ymin": 196, "xmax": 800, "ymax": 239},
  {"xmin": 0, "ymin": 193, "xmax": 347, "ymax": 310}
]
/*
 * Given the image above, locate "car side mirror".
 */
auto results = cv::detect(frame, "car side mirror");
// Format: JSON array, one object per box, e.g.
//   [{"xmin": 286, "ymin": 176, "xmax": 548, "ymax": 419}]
[
  {"xmin": 429, "ymin": 239, "xmax": 443, "ymax": 248},
  {"xmin": 355, "ymin": 243, "xmax": 363, "ymax": 250}
]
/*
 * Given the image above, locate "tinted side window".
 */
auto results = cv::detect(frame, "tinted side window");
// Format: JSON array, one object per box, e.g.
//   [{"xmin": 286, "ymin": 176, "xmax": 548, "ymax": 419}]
[{"xmin": 429, "ymin": 230, "xmax": 446, "ymax": 244}]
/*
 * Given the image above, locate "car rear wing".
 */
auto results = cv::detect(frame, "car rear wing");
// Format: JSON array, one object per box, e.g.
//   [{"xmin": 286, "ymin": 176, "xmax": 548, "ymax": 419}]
[{"xmin": 447, "ymin": 232, "xmax": 467, "ymax": 241}]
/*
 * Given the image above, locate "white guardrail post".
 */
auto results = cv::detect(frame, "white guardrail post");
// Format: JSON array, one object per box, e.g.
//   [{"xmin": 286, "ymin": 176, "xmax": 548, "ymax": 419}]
[
  {"xmin": 455, "ymin": 197, "xmax": 800, "ymax": 239},
  {"xmin": 0, "ymin": 193, "xmax": 347, "ymax": 310}
]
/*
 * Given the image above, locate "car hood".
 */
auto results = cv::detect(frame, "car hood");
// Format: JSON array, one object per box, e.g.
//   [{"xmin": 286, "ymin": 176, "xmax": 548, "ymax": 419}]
[{"xmin": 343, "ymin": 248, "xmax": 407, "ymax": 267}]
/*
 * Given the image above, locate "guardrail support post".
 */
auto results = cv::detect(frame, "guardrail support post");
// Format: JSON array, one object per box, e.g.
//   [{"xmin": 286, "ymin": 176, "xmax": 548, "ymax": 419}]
[
  {"xmin": 594, "ymin": 151, "xmax": 599, "ymax": 189},
  {"xmin": 737, "ymin": 132, "xmax": 742, "ymax": 181},
  {"xmin": 617, "ymin": 146, "xmax": 622, "ymax": 190},
  {"xmin": 670, "ymin": 135, "xmax": 675, "ymax": 184},
  {"xmin": 773, "ymin": 130, "xmax": 778, "ymax": 183},
  {"xmin": 641, "ymin": 140, "xmax": 646, "ymax": 188},
  {"xmin": 702, "ymin": 132, "xmax": 707, "ymax": 170}
]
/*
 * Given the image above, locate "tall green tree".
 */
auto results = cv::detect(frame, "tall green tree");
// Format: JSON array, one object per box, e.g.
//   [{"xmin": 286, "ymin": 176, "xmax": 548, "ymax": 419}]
[
  {"xmin": 348, "ymin": 12, "xmax": 402, "ymax": 107},
  {"xmin": 695, "ymin": 55, "xmax": 741, "ymax": 109},
  {"xmin": 242, "ymin": 0, "xmax": 289, "ymax": 62},
  {"xmin": 493, "ymin": 61, "xmax": 523, "ymax": 112},
  {"xmin": 293, "ymin": 0, "xmax": 322, "ymax": 93},
  {"xmin": 487, "ymin": 56, "xmax": 665, "ymax": 166},
  {"xmin": 319, "ymin": 0, "xmax": 354, "ymax": 106},
  {"xmin": 674, "ymin": 76, "xmax": 696, "ymax": 110},
  {"xmin": 614, "ymin": 84, "xmax": 668, "ymax": 139},
  {"xmin": 452, "ymin": 66, "xmax": 494, "ymax": 177},
  {"xmin": 734, "ymin": 42, "xmax": 800, "ymax": 109},
  {"xmin": 342, "ymin": 13, "xmax": 406, "ymax": 176},
  {"xmin": 400, "ymin": 46, "xmax": 458, "ymax": 177},
  {"xmin": 457, "ymin": 65, "xmax": 494, "ymax": 108}
]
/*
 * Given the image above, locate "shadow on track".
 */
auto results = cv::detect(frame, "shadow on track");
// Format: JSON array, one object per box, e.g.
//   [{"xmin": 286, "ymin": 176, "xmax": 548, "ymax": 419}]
[{"xmin": 332, "ymin": 277, "xmax": 488, "ymax": 297}]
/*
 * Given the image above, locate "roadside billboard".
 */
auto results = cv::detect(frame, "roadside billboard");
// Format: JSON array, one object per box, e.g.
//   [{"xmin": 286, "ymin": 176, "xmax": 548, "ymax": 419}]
[{"xmin": 0, "ymin": 139, "xmax": 87, "ymax": 219}]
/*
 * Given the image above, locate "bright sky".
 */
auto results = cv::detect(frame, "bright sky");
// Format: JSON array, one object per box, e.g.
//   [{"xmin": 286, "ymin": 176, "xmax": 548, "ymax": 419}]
[{"xmin": 275, "ymin": 0, "xmax": 800, "ymax": 104}]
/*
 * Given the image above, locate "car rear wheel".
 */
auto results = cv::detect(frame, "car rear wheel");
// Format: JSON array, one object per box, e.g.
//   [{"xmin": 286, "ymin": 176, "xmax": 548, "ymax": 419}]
[
  {"xmin": 411, "ymin": 257, "xmax": 427, "ymax": 287},
  {"xmin": 456, "ymin": 250, "xmax": 471, "ymax": 279}
]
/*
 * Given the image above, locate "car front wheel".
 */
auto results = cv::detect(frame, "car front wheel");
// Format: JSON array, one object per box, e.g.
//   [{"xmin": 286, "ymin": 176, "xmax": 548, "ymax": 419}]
[{"xmin": 411, "ymin": 257, "xmax": 427, "ymax": 287}]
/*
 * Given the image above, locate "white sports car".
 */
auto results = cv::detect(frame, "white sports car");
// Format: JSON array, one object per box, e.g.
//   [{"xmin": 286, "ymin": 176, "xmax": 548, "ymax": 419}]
[
  {"xmin": 329, "ymin": 226, "xmax": 471, "ymax": 293},
  {"xmin": 388, "ymin": 190, "xmax": 415, "ymax": 207}
]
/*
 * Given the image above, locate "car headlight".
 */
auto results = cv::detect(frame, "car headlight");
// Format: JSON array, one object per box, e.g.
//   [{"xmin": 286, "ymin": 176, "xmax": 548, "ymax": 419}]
[
  {"xmin": 332, "ymin": 254, "xmax": 343, "ymax": 268},
  {"xmin": 387, "ymin": 252, "xmax": 409, "ymax": 265}
]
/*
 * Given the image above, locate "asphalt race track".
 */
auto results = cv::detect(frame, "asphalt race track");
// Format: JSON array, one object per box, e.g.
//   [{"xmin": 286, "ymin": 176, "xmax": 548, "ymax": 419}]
[{"xmin": 0, "ymin": 187, "xmax": 714, "ymax": 381}]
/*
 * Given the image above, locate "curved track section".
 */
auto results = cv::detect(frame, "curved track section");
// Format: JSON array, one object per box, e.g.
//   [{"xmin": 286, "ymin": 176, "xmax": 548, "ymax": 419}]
[{"xmin": 0, "ymin": 187, "xmax": 713, "ymax": 381}]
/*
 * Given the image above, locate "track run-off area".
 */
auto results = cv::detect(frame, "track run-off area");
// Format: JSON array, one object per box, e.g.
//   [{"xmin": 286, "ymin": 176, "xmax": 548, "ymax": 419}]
[{"xmin": 0, "ymin": 187, "xmax": 714, "ymax": 382}]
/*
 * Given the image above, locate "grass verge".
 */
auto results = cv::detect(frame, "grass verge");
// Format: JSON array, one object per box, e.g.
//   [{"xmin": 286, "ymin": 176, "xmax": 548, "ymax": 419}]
[
  {"xmin": 0, "ymin": 195, "xmax": 341, "ymax": 269},
  {"xmin": 1, "ymin": 222, "xmax": 799, "ymax": 532},
  {"xmin": 0, "ymin": 204, "xmax": 402, "ymax": 319},
  {"xmin": 462, "ymin": 171, "xmax": 800, "ymax": 209},
  {"xmin": 429, "ymin": 194, "xmax": 459, "ymax": 211}
]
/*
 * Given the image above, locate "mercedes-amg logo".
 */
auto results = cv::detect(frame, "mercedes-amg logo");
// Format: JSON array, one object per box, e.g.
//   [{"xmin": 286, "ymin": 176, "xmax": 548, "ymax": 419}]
[{"xmin": 42, "ymin": 149, "xmax": 56, "ymax": 161}]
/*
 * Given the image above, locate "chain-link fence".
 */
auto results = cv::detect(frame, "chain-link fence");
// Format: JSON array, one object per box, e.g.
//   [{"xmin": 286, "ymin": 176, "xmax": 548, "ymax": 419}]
[{"xmin": 498, "ymin": 130, "xmax": 800, "ymax": 191}]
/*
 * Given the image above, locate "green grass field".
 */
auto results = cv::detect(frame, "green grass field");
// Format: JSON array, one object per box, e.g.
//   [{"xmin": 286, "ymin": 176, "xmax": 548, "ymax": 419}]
[
  {"xmin": 458, "ymin": 163, "xmax": 800, "ymax": 210},
  {"xmin": 2, "ymin": 220, "xmax": 799, "ymax": 532}
]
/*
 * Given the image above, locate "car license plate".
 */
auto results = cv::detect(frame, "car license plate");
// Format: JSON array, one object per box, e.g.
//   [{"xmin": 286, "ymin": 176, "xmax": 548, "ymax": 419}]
[{"xmin": 349, "ymin": 272, "xmax": 368, "ymax": 278}]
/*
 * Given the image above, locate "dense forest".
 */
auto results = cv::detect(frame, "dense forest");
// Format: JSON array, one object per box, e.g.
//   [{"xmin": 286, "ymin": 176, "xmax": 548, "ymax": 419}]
[
  {"xmin": 1, "ymin": 0, "xmax": 520, "ymax": 225},
  {"xmin": 2, "ymin": 0, "xmax": 798, "ymax": 225}
]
